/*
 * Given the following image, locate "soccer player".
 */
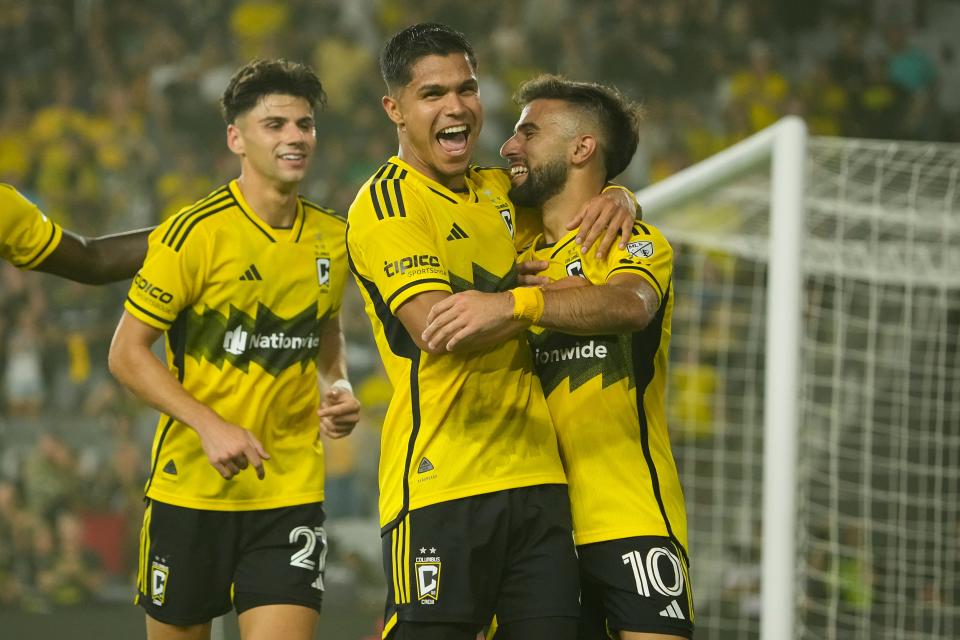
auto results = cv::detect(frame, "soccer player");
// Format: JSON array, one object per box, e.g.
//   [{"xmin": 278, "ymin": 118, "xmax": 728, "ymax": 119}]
[
  {"xmin": 423, "ymin": 76, "xmax": 693, "ymax": 640},
  {"xmin": 1, "ymin": 182, "xmax": 149, "ymax": 284},
  {"xmin": 347, "ymin": 23, "xmax": 637, "ymax": 640},
  {"xmin": 107, "ymin": 59, "xmax": 360, "ymax": 640}
]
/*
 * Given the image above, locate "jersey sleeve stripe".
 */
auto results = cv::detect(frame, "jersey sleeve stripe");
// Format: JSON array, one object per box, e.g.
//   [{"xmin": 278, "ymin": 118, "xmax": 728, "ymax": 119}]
[
  {"xmin": 374, "ymin": 162, "xmax": 393, "ymax": 180},
  {"xmin": 125, "ymin": 296, "xmax": 176, "ymax": 327},
  {"xmin": 379, "ymin": 180, "xmax": 396, "ymax": 218},
  {"xmin": 609, "ymin": 265, "xmax": 664, "ymax": 298},
  {"xmin": 369, "ymin": 182, "xmax": 387, "ymax": 220},
  {"xmin": 172, "ymin": 203, "xmax": 235, "ymax": 251},
  {"xmin": 636, "ymin": 222, "xmax": 651, "ymax": 235},
  {"xmin": 392, "ymin": 180, "xmax": 406, "ymax": 217},
  {"xmin": 19, "ymin": 219, "xmax": 60, "ymax": 269},
  {"xmin": 161, "ymin": 187, "xmax": 227, "ymax": 245},
  {"xmin": 385, "ymin": 278, "xmax": 451, "ymax": 311},
  {"xmin": 163, "ymin": 190, "xmax": 231, "ymax": 246}
]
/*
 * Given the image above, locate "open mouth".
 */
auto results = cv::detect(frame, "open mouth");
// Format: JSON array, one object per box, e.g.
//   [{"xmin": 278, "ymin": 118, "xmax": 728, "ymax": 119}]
[
  {"xmin": 436, "ymin": 124, "xmax": 470, "ymax": 156},
  {"xmin": 509, "ymin": 163, "xmax": 529, "ymax": 182}
]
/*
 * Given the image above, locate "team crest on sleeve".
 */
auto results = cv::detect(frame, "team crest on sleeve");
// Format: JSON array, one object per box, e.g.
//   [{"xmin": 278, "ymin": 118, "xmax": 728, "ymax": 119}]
[
  {"xmin": 415, "ymin": 547, "xmax": 442, "ymax": 604},
  {"xmin": 316, "ymin": 257, "xmax": 330, "ymax": 287},
  {"xmin": 627, "ymin": 240, "xmax": 654, "ymax": 259}
]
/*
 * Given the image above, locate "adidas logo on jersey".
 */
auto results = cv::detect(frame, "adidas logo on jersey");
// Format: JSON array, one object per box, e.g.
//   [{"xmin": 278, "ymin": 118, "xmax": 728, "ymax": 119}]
[
  {"xmin": 239, "ymin": 264, "xmax": 262, "ymax": 281},
  {"xmin": 417, "ymin": 458, "xmax": 435, "ymax": 473},
  {"xmin": 659, "ymin": 599, "xmax": 685, "ymax": 620},
  {"xmin": 446, "ymin": 223, "xmax": 469, "ymax": 241}
]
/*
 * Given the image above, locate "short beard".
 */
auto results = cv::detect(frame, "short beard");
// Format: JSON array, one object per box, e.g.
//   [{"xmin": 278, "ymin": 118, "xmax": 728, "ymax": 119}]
[{"xmin": 508, "ymin": 159, "xmax": 568, "ymax": 208}]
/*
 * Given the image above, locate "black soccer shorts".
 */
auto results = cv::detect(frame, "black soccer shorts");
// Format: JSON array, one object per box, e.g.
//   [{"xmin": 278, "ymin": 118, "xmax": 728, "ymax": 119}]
[
  {"xmin": 577, "ymin": 535, "xmax": 694, "ymax": 639},
  {"xmin": 135, "ymin": 499, "xmax": 327, "ymax": 626},
  {"xmin": 381, "ymin": 484, "xmax": 580, "ymax": 636}
]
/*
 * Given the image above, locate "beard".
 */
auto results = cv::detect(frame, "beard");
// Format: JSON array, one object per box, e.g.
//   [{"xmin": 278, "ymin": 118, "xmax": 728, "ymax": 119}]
[{"xmin": 508, "ymin": 158, "xmax": 568, "ymax": 208}]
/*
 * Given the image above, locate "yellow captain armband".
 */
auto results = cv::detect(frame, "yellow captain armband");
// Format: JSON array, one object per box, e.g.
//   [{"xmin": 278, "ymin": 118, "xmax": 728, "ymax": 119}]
[{"xmin": 511, "ymin": 286, "xmax": 545, "ymax": 324}]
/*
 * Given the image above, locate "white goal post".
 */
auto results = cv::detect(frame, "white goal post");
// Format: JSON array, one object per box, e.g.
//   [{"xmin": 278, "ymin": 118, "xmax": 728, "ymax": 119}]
[{"xmin": 637, "ymin": 117, "xmax": 960, "ymax": 640}]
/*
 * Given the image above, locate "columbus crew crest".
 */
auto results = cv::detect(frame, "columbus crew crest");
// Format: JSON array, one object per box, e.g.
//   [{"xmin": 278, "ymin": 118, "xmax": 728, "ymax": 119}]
[
  {"xmin": 316, "ymin": 257, "xmax": 330, "ymax": 287},
  {"xmin": 151, "ymin": 560, "xmax": 169, "ymax": 605},
  {"xmin": 415, "ymin": 548, "xmax": 442, "ymax": 604}
]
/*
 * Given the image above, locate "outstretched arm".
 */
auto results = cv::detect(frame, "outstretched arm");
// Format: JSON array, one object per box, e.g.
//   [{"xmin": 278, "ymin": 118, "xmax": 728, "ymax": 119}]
[
  {"xmin": 421, "ymin": 272, "xmax": 659, "ymax": 352},
  {"xmin": 38, "ymin": 227, "xmax": 152, "ymax": 284},
  {"xmin": 108, "ymin": 311, "xmax": 270, "ymax": 480}
]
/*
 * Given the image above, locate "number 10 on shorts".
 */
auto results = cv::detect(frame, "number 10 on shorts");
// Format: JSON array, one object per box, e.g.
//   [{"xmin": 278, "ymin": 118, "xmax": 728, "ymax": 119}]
[{"xmin": 621, "ymin": 547, "xmax": 685, "ymax": 598}]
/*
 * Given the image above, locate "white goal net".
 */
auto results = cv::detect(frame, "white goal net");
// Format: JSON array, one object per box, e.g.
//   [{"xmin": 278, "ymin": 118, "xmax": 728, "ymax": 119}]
[{"xmin": 640, "ymin": 121, "xmax": 960, "ymax": 640}]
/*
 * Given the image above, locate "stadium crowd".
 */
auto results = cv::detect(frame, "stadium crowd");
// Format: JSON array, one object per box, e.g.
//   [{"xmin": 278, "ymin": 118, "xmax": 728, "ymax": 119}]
[{"xmin": 1, "ymin": 0, "xmax": 958, "ymax": 616}]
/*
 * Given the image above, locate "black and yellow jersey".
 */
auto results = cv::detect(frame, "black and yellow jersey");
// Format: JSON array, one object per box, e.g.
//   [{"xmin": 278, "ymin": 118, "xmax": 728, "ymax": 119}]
[
  {"xmin": 0, "ymin": 183, "xmax": 62, "ymax": 269},
  {"xmin": 346, "ymin": 157, "xmax": 566, "ymax": 531},
  {"xmin": 124, "ymin": 180, "xmax": 348, "ymax": 511},
  {"xmin": 520, "ymin": 222, "xmax": 688, "ymax": 552}
]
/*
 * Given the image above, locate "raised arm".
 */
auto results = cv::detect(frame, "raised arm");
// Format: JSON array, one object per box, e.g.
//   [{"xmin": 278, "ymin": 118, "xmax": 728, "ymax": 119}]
[{"xmin": 37, "ymin": 227, "xmax": 152, "ymax": 284}]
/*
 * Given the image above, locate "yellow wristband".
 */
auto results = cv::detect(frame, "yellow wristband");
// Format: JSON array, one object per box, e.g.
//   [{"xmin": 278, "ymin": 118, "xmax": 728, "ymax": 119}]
[{"xmin": 511, "ymin": 287, "xmax": 545, "ymax": 324}]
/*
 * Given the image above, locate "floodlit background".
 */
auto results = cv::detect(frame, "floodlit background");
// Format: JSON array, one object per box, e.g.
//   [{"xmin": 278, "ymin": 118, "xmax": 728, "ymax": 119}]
[{"xmin": 1, "ymin": 1, "xmax": 958, "ymax": 638}]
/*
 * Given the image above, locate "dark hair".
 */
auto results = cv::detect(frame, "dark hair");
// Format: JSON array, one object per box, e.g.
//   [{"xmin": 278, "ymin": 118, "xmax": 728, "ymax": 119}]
[
  {"xmin": 220, "ymin": 58, "xmax": 326, "ymax": 124},
  {"xmin": 515, "ymin": 75, "xmax": 642, "ymax": 181},
  {"xmin": 379, "ymin": 23, "xmax": 477, "ymax": 92}
]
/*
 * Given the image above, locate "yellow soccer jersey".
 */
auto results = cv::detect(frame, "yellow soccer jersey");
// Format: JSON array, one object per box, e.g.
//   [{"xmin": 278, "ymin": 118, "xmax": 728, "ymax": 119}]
[
  {"xmin": 520, "ymin": 222, "xmax": 688, "ymax": 551},
  {"xmin": 0, "ymin": 183, "xmax": 62, "ymax": 269},
  {"xmin": 124, "ymin": 180, "xmax": 348, "ymax": 511},
  {"xmin": 346, "ymin": 157, "xmax": 566, "ymax": 531}
]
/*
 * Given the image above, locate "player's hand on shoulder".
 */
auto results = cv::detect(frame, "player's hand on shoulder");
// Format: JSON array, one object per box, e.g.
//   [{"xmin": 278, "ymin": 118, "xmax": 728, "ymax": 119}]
[
  {"xmin": 318, "ymin": 387, "xmax": 361, "ymax": 439},
  {"xmin": 570, "ymin": 190, "xmax": 638, "ymax": 259},
  {"xmin": 195, "ymin": 417, "xmax": 270, "ymax": 480}
]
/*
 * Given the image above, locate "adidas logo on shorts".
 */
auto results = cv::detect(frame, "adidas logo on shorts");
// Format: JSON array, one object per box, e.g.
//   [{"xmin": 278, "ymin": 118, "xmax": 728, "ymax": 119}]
[{"xmin": 659, "ymin": 599, "xmax": 685, "ymax": 619}]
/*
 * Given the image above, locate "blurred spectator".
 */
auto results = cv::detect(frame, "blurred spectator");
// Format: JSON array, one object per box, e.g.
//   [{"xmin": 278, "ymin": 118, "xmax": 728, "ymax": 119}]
[{"xmin": 21, "ymin": 431, "xmax": 80, "ymax": 524}]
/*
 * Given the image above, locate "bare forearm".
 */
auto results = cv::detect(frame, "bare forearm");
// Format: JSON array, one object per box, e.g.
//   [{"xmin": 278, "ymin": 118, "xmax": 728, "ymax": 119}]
[
  {"xmin": 38, "ymin": 228, "xmax": 151, "ymax": 284},
  {"xmin": 108, "ymin": 342, "xmax": 219, "ymax": 432},
  {"xmin": 540, "ymin": 284, "xmax": 654, "ymax": 335},
  {"xmin": 316, "ymin": 315, "xmax": 348, "ymax": 386}
]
